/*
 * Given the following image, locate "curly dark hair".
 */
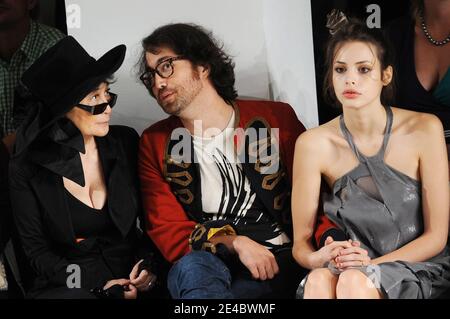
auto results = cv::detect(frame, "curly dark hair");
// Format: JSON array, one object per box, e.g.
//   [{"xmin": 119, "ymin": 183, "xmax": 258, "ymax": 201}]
[
  {"xmin": 323, "ymin": 18, "xmax": 396, "ymax": 108},
  {"xmin": 138, "ymin": 23, "xmax": 238, "ymax": 102}
]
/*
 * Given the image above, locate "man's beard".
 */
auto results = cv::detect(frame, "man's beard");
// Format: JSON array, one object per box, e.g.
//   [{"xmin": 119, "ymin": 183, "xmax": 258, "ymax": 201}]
[{"xmin": 160, "ymin": 72, "xmax": 203, "ymax": 116}]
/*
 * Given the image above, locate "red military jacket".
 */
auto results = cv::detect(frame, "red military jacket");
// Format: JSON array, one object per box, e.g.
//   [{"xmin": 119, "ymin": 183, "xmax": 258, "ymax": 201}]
[{"xmin": 139, "ymin": 99, "xmax": 335, "ymax": 263}]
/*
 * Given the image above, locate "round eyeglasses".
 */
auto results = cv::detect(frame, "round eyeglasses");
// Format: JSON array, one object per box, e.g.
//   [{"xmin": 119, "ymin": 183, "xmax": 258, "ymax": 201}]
[
  {"xmin": 75, "ymin": 92, "xmax": 117, "ymax": 115},
  {"xmin": 139, "ymin": 56, "xmax": 186, "ymax": 93}
]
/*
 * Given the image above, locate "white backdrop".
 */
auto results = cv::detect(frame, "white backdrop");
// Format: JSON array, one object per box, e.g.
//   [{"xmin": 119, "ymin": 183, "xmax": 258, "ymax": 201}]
[{"xmin": 65, "ymin": 0, "xmax": 318, "ymax": 134}]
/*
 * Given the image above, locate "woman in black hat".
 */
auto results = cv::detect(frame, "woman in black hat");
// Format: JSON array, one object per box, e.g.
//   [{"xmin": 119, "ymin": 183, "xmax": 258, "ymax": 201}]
[{"xmin": 8, "ymin": 36, "xmax": 163, "ymax": 299}]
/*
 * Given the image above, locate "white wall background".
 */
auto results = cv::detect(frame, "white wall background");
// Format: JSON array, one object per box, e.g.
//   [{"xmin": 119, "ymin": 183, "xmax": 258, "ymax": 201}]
[
  {"xmin": 263, "ymin": 0, "xmax": 318, "ymax": 129},
  {"xmin": 65, "ymin": 0, "xmax": 318, "ymax": 134}
]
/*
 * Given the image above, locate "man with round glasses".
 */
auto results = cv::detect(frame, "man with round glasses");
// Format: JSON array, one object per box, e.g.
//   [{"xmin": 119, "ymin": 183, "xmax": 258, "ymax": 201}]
[
  {"xmin": 137, "ymin": 23, "xmax": 322, "ymax": 299},
  {"xmin": 139, "ymin": 56, "xmax": 186, "ymax": 97}
]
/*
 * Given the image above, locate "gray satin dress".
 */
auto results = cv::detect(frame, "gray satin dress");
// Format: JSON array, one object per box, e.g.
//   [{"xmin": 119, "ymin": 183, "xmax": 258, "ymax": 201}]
[{"xmin": 297, "ymin": 106, "xmax": 450, "ymax": 299}]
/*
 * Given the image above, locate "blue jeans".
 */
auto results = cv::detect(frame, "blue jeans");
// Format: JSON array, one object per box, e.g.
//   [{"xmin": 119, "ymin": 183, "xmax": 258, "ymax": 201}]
[{"xmin": 167, "ymin": 250, "xmax": 302, "ymax": 299}]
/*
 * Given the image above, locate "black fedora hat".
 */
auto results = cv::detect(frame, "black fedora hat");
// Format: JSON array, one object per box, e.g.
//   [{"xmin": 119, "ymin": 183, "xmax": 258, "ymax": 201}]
[{"xmin": 15, "ymin": 36, "xmax": 126, "ymax": 155}]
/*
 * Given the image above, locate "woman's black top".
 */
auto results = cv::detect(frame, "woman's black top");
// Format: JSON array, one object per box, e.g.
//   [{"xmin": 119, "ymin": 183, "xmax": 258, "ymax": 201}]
[
  {"xmin": 386, "ymin": 16, "xmax": 450, "ymax": 143},
  {"xmin": 65, "ymin": 189, "xmax": 116, "ymax": 240}
]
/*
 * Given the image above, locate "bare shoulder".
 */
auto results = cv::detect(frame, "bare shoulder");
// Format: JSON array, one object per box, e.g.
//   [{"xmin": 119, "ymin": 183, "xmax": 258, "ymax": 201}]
[
  {"xmin": 392, "ymin": 107, "xmax": 444, "ymax": 139},
  {"xmin": 295, "ymin": 117, "xmax": 340, "ymax": 157}
]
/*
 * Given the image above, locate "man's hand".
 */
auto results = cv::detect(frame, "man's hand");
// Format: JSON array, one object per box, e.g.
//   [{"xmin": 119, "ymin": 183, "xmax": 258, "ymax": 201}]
[
  {"xmin": 129, "ymin": 259, "xmax": 157, "ymax": 292},
  {"xmin": 232, "ymin": 236, "xmax": 279, "ymax": 281}
]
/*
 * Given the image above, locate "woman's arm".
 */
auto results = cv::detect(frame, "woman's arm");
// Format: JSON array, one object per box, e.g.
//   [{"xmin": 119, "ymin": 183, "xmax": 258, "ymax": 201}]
[
  {"xmin": 292, "ymin": 131, "xmax": 351, "ymax": 269},
  {"xmin": 373, "ymin": 114, "xmax": 449, "ymax": 265}
]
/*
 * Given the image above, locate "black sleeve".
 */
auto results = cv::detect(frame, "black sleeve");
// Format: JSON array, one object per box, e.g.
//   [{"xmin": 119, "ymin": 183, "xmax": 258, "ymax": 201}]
[
  {"xmin": 110, "ymin": 125, "xmax": 140, "ymax": 181},
  {"xmin": 8, "ymin": 160, "xmax": 83, "ymax": 286},
  {"xmin": 0, "ymin": 141, "xmax": 11, "ymax": 252},
  {"xmin": 13, "ymin": 85, "xmax": 32, "ymax": 130},
  {"xmin": 110, "ymin": 126, "xmax": 167, "ymax": 274},
  {"xmin": 112, "ymin": 126, "xmax": 143, "ymax": 224}
]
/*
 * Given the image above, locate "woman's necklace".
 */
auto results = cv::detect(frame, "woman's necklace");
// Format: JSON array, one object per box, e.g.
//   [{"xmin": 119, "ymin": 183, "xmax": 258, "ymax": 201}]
[{"xmin": 419, "ymin": 10, "xmax": 450, "ymax": 46}]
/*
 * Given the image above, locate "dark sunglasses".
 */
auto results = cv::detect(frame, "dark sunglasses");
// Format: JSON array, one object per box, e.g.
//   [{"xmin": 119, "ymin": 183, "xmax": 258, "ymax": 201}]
[{"xmin": 75, "ymin": 92, "xmax": 117, "ymax": 115}]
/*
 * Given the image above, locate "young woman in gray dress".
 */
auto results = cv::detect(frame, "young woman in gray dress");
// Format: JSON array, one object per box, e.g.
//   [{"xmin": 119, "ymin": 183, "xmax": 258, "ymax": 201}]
[{"xmin": 291, "ymin": 15, "xmax": 450, "ymax": 299}]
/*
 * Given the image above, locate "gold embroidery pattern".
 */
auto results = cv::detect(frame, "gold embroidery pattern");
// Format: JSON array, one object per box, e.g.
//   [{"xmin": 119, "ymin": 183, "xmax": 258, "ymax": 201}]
[
  {"xmin": 274, "ymin": 192, "xmax": 288, "ymax": 210},
  {"xmin": 174, "ymin": 188, "xmax": 194, "ymax": 205},
  {"xmin": 167, "ymin": 157, "xmax": 191, "ymax": 169},
  {"xmin": 166, "ymin": 171, "xmax": 193, "ymax": 187},
  {"xmin": 189, "ymin": 224, "xmax": 207, "ymax": 247},
  {"xmin": 262, "ymin": 171, "xmax": 283, "ymax": 191},
  {"xmin": 249, "ymin": 137, "xmax": 280, "ymax": 174}
]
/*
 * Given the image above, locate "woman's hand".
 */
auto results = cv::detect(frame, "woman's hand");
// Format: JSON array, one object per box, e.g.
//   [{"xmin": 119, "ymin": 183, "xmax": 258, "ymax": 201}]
[
  {"xmin": 103, "ymin": 278, "xmax": 137, "ymax": 299},
  {"xmin": 310, "ymin": 236, "xmax": 353, "ymax": 269},
  {"xmin": 334, "ymin": 240, "xmax": 371, "ymax": 271},
  {"xmin": 129, "ymin": 259, "xmax": 157, "ymax": 292}
]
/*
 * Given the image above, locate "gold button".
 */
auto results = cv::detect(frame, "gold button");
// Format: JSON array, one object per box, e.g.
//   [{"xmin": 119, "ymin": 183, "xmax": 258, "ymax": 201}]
[
  {"xmin": 166, "ymin": 158, "xmax": 174, "ymax": 164},
  {"xmin": 165, "ymin": 177, "xmax": 172, "ymax": 183}
]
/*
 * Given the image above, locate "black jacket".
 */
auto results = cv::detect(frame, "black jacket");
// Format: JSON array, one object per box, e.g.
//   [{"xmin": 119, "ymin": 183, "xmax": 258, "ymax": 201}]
[
  {"xmin": 9, "ymin": 124, "xmax": 157, "ymax": 294},
  {"xmin": 1, "ymin": 141, "xmax": 29, "ymax": 298},
  {"xmin": 1, "ymin": 141, "xmax": 10, "ymax": 253}
]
